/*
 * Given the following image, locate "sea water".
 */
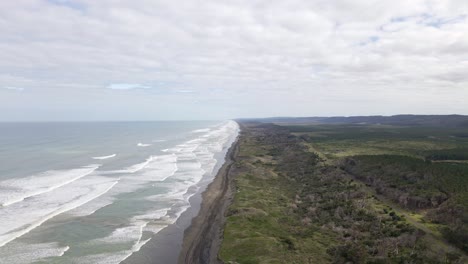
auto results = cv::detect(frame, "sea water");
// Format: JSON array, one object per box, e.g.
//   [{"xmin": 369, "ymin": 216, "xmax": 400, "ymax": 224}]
[{"xmin": 0, "ymin": 121, "xmax": 239, "ymax": 263}]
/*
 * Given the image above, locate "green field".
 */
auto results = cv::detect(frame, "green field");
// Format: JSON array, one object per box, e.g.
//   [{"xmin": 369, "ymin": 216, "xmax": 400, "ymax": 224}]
[{"xmin": 288, "ymin": 124, "xmax": 468, "ymax": 158}]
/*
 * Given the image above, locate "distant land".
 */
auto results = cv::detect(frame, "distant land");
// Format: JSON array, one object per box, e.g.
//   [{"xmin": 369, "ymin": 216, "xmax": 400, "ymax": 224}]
[
  {"xmin": 240, "ymin": 114, "xmax": 468, "ymax": 127},
  {"xmin": 182, "ymin": 114, "xmax": 468, "ymax": 264}
]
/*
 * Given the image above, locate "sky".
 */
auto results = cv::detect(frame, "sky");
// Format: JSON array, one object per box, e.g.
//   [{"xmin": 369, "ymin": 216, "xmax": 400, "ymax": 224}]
[{"xmin": 0, "ymin": 0, "xmax": 467, "ymax": 121}]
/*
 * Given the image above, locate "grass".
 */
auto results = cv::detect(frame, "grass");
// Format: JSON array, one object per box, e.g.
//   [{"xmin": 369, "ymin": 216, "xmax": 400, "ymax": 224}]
[{"xmin": 290, "ymin": 124, "xmax": 468, "ymax": 153}]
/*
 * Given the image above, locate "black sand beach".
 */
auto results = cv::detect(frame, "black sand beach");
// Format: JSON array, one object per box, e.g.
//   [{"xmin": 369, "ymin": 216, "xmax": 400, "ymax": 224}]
[
  {"xmin": 124, "ymin": 137, "xmax": 239, "ymax": 264},
  {"xmin": 178, "ymin": 137, "xmax": 239, "ymax": 264}
]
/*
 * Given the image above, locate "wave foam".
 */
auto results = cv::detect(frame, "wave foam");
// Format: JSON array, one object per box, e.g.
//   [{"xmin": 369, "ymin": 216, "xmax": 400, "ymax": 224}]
[
  {"xmin": 126, "ymin": 156, "xmax": 154, "ymax": 173},
  {"xmin": 92, "ymin": 154, "xmax": 116, "ymax": 160},
  {"xmin": 79, "ymin": 209, "xmax": 169, "ymax": 264},
  {"xmin": 0, "ymin": 165, "xmax": 100, "ymax": 207},
  {"xmin": 0, "ymin": 176, "xmax": 118, "ymax": 248},
  {"xmin": 0, "ymin": 242, "xmax": 70, "ymax": 264},
  {"xmin": 191, "ymin": 128, "xmax": 210, "ymax": 133}
]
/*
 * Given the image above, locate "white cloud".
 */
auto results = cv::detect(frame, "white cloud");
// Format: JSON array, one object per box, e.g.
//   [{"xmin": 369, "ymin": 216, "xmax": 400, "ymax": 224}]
[
  {"xmin": 176, "ymin": 90, "xmax": 195, "ymax": 93},
  {"xmin": 4, "ymin": 87, "xmax": 25, "ymax": 92},
  {"xmin": 0, "ymin": 0, "xmax": 467, "ymax": 120},
  {"xmin": 107, "ymin": 83, "xmax": 150, "ymax": 90}
]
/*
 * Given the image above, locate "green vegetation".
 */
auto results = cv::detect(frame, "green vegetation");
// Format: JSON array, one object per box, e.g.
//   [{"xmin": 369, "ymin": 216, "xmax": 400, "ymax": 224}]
[
  {"xmin": 289, "ymin": 124, "xmax": 468, "ymax": 159},
  {"xmin": 219, "ymin": 123, "xmax": 467, "ymax": 263},
  {"xmin": 425, "ymin": 148, "xmax": 468, "ymax": 161},
  {"xmin": 290, "ymin": 124, "xmax": 468, "ymax": 258},
  {"xmin": 220, "ymin": 124, "xmax": 334, "ymax": 263}
]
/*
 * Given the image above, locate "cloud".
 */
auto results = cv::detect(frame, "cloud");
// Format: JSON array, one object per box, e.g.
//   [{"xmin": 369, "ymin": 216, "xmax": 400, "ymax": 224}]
[
  {"xmin": 0, "ymin": 0, "xmax": 467, "ymax": 120},
  {"xmin": 4, "ymin": 86, "xmax": 25, "ymax": 92},
  {"xmin": 176, "ymin": 90, "xmax": 195, "ymax": 93},
  {"xmin": 420, "ymin": 14, "xmax": 467, "ymax": 28},
  {"xmin": 46, "ymin": 0, "xmax": 86, "ymax": 11},
  {"xmin": 107, "ymin": 83, "xmax": 150, "ymax": 90}
]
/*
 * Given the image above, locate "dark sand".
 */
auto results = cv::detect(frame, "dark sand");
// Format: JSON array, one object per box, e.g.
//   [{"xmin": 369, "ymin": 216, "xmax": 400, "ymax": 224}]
[
  {"xmin": 178, "ymin": 138, "xmax": 239, "ymax": 264},
  {"xmin": 124, "ymin": 137, "xmax": 239, "ymax": 264}
]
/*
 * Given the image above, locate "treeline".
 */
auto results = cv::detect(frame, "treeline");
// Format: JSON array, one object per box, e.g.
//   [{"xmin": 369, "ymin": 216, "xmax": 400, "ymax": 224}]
[
  {"xmin": 280, "ymin": 159, "xmax": 440, "ymax": 263},
  {"xmin": 256, "ymin": 125, "xmax": 453, "ymax": 263},
  {"xmin": 342, "ymin": 155, "xmax": 468, "ymax": 253},
  {"xmin": 425, "ymin": 148, "xmax": 468, "ymax": 161}
]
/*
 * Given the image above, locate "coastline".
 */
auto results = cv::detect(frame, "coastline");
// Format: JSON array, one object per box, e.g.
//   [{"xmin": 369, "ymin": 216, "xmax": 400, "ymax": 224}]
[
  {"xmin": 124, "ymin": 125, "xmax": 239, "ymax": 264},
  {"xmin": 178, "ymin": 134, "xmax": 240, "ymax": 264}
]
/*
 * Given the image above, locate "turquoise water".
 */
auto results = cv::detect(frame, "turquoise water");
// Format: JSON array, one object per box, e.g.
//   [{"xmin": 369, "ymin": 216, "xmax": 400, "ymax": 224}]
[{"xmin": 0, "ymin": 121, "xmax": 239, "ymax": 263}]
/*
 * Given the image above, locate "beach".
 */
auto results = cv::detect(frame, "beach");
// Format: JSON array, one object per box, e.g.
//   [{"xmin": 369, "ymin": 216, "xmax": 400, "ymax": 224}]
[
  {"xmin": 123, "ymin": 124, "xmax": 239, "ymax": 264},
  {"xmin": 178, "ymin": 133, "xmax": 239, "ymax": 264}
]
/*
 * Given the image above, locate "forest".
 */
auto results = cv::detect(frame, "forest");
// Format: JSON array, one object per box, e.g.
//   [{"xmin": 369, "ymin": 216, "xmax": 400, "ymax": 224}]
[{"xmin": 219, "ymin": 122, "xmax": 467, "ymax": 263}]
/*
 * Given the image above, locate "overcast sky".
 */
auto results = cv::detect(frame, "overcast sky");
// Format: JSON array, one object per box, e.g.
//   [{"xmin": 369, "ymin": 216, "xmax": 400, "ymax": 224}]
[{"xmin": 1, "ymin": 0, "xmax": 467, "ymax": 121}]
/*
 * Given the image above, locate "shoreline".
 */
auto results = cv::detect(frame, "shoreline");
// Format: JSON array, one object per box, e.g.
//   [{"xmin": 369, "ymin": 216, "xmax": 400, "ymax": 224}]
[
  {"xmin": 124, "ymin": 128, "xmax": 239, "ymax": 264},
  {"xmin": 178, "ymin": 135, "xmax": 240, "ymax": 264}
]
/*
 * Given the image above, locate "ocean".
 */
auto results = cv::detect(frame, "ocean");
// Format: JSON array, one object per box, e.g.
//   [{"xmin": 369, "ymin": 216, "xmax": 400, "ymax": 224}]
[{"xmin": 0, "ymin": 120, "xmax": 239, "ymax": 263}]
